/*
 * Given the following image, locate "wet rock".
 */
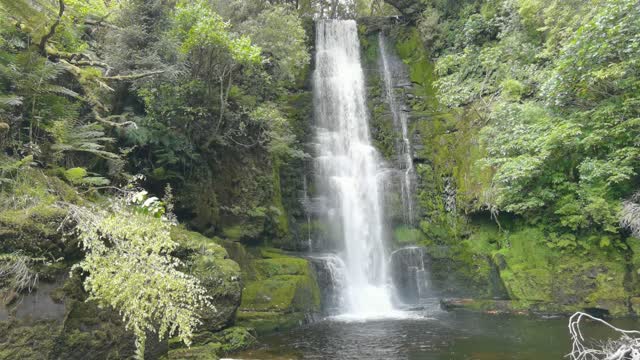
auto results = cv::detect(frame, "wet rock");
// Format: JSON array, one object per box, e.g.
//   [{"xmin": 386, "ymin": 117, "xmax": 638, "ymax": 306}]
[
  {"xmin": 440, "ymin": 298, "xmax": 528, "ymax": 315},
  {"xmin": 390, "ymin": 247, "xmax": 431, "ymax": 304},
  {"xmin": 308, "ymin": 254, "xmax": 346, "ymax": 313},
  {"xmin": 231, "ymin": 247, "xmax": 321, "ymax": 334}
]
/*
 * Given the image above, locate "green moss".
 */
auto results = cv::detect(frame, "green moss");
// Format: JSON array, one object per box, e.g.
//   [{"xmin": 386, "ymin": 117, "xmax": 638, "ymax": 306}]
[
  {"xmin": 0, "ymin": 204, "xmax": 69, "ymax": 257},
  {"xmin": 55, "ymin": 298, "xmax": 137, "ymax": 359},
  {"xmin": 240, "ymin": 253, "xmax": 321, "ymax": 313},
  {"xmin": 233, "ymin": 247, "xmax": 320, "ymax": 334},
  {"xmin": 222, "ymin": 223, "xmax": 263, "ymax": 242},
  {"xmin": 170, "ymin": 326, "xmax": 256, "ymax": 358},
  {"xmin": 393, "ymin": 225, "xmax": 426, "ymax": 246},
  {"xmin": 0, "ymin": 320, "xmax": 58, "ymax": 360},
  {"xmin": 253, "ymin": 257, "xmax": 309, "ymax": 278},
  {"xmin": 236, "ymin": 311, "xmax": 306, "ymax": 334},
  {"xmin": 477, "ymin": 226, "xmax": 633, "ymax": 315},
  {"xmin": 360, "ymin": 32, "xmax": 399, "ymax": 161}
]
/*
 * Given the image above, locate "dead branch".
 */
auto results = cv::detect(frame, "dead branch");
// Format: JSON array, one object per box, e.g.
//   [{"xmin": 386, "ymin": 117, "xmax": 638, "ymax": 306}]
[
  {"xmin": 92, "ymin": 110, "xmax": 136, "ymax": 128},
  {"xmin": 39, "ymin": 0, "xmax": 65, "ymax": 55},
  {"xmin": 568, "ymin": 312, "xmax": 640, "ymax": 360},
  {"xmin": 101, "ymin": 70, "xmax": 166, "ymax": 81}
]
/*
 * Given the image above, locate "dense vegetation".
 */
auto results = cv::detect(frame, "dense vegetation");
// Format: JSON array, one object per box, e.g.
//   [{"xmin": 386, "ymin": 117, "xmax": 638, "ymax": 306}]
[
  {"xmin": 379, "ymin": 0, "xmax": 640, "ymax": 312},
  {"xmin": 1, "ymin": 0, "xmax": 640, "ymax": 358},
  {"xmin": 425, "ymin": 0, "xmax": 640, "ymax": 241}
]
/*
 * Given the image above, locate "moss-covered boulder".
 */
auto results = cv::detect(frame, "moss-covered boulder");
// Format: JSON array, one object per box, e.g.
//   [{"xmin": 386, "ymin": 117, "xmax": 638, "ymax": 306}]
[
  {"xmin": 0, "ymin": 320, "xmax": 57, "ymax": 360},
  {"xmin": 0, "ymin": 169, "xmax": 81, "ymax": 258},
  {"xmin": 165, "ymin": 326, "xmax": 256, "ymax": 360},
  {"xmin": 171, "ymin": 227, "xmax": 242, "ymax": 332},
  {"xmin": 441, "ymin": 225, "xmax": 636, "ymax": 317},
  {"xmin": 232, "ymin": 247, "xmax": 321, "ymax": 334}
]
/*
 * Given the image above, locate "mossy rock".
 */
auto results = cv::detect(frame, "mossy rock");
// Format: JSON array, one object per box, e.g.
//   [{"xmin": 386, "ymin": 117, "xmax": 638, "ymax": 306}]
[
  {"xmin": 54, "ymin": 275, "xmax": 141, "ymax": 359},
  {"xmin": 234, "ymin": 247, "xmax": 321, "ymax": 334},
  {"xmin": 236, "ymin": 311, "xmax": 307, "ymax": 334},
  {"xmin": 253, "ymin": 257, "xmax": 309, "ymax": 278},
  {"xmin": 204, "ymin": 326, "xmax": 256, "ymax": 354},
  {"xmin": 0, "ymin": 169, "xmax": 82, "ymax": 258},
  {"xmin": 171, "ymin": 227, "xmax": 242, "ymax": 332},
  {"xmin": 221, "ymin": 222, "xmax": 264, "ymax": 243},
  {"xmin": 484, "ymin": 227, "xmax": 632, "ymax": 316},
  {"xmin": 164, "ymin": 342, "xmax": 220, "ymax": 360},
  {"xmin": 0, "ymin": 205, "xmax": 69, "ymax": 257},
  {"xmin": 165, "ymin": 327, "xmax": 255, "ymax": 360},
  {"xmin": 239, "ymin": 248, "xmax": 320, "ymax": 313}
]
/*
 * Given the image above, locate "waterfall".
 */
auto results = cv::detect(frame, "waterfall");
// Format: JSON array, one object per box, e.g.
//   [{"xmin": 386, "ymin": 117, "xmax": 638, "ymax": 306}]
[
  {"xmin": 301, "ymin": 175, "xmax": 313, "ymax": 252},
  {"xmin": 313, "ymin": 20, "xmax": 396, "ymax": 318},
  {"xmin": 378, "ymin": 33, "xmax": 416, "ymax": 225}
]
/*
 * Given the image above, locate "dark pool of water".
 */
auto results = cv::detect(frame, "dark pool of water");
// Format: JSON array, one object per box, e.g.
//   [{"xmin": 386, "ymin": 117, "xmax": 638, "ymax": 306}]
[{"xmin": 231, "ymin": 306, "xmax": 640, "ymax": 360}]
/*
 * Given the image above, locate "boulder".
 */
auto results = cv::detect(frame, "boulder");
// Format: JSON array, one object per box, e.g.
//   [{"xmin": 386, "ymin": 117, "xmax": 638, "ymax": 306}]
[{"xmin": 232, "ymin": 247, "xmax": 321, "ymax": 334}]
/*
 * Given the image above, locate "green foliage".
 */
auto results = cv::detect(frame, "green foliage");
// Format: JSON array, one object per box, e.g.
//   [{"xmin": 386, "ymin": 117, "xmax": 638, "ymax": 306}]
[
  {"xmin": 50, "ymin": 122, "xmax": 118, "ymax": 160},
  {"xmin": 69, "ymin": 197, "xmax": 211, "ymax": 359},
  {"xmin": 242, "ymin": 5, "xmax": 310, "ymax": 83},
  {"xmin": 393, "ymin": 225, "xmax": 425, "ymax": 246},
  {"xmin": 174, "ymin": 0, "xmax": 261, "ymax": 64},
  {"xmin": 421, "ymin": 0, "xmax": 640, "ymax": 235},
  {"xmin": 250, "ymin": 103, "xmax": 306, "ymax": 161},
  {"xmin": 0, "ymin": 155, "xmax": 33, "ymax": 184}
]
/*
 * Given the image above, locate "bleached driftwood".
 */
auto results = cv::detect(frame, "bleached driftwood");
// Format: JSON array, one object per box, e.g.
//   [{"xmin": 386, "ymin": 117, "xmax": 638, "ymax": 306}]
[{"xmin": 569, "ymin": 312, "xmax": 640, "ymax": 360}]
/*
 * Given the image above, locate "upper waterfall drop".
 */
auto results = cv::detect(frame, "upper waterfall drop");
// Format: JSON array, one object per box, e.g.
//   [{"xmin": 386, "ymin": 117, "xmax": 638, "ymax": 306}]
[
  {"xmin": 378, "ymin": 33, "xmax": 416, "ymax": 226},
  {"xmin": 312, "ymin": 20, "xmax": 399, "ymax": 319}
]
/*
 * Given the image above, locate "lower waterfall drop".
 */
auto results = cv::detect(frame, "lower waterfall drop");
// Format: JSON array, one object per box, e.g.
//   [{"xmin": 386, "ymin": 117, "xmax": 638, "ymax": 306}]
[{"xmin": 313, "ymin": 19, "xmax": 401, "ymax": 319}]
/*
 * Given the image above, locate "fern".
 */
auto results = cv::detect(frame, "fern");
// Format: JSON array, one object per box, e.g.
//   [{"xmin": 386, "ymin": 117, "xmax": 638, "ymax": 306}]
[
  {"xmin": 0, "ymin": 155, "xmax": 34, "ymax": 184},
  {"xmin": 0, "ymin": 95, "xmax": 23, "ymax": 107},
  {"xmin": 50, "ymin": 122, "xmax": 119, "ymax": 159}
]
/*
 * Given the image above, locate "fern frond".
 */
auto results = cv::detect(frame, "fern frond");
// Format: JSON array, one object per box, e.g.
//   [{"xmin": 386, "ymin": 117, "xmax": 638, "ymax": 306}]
[
  {"xmin": 51, "ymin": 122, "xmax": 120, "ymax": 160},
  {"xmin": 0, "ymin": 95, "xmax": 23, "ymax": 107}
]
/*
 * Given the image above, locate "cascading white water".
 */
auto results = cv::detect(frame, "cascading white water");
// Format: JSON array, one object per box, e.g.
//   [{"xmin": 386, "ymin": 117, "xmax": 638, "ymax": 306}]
[
  {"xmin": 313, "ymin": 20, "xmax": 397, "ymax": 318},
  {"xmin": 378, "ymin": 33, "xmax": 415, "ymax": 225}
]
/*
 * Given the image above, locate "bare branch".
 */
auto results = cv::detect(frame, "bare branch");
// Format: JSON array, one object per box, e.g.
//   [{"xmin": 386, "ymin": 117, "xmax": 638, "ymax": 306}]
[
  {"xmin": 39, "ymin": 0, "xmax": 65, "ymax": 55},
  {"xmin": 101, "ymin": 70, "xmax": 166, "ymax": 81}
]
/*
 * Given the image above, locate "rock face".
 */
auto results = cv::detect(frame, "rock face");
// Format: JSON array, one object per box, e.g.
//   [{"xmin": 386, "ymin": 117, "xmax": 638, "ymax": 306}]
[
  {"xmin": 308, "ymin": 254, "xmax": 347, "ymax": 313},
  {"xmin": 390, "ymin": 247, "xmax": 431, "ymax": 304},
  {"xmin": 228, "ymin": 247, "xmax": 321, "ymax": 334}
]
